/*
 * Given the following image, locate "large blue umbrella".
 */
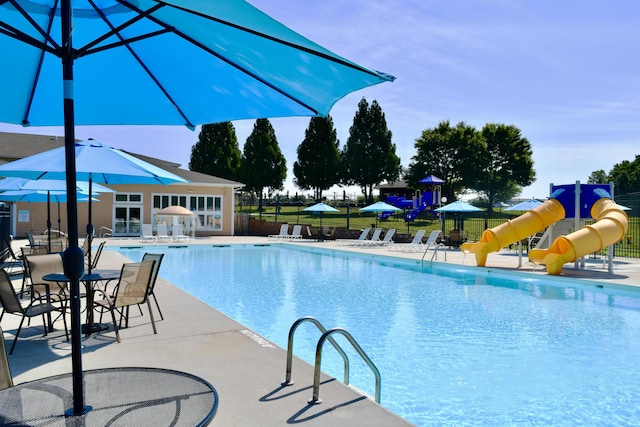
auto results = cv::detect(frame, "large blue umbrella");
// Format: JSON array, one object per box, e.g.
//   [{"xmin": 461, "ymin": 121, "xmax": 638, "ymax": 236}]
[
  {"xmin": 304, "ymin": 202, "xmax": 339, "ymax": 240},
  {"xmin": 361, "ymin": 201, "xmax": 401, "ymax": 227},
  {"xmin": 504, "ymin": 199, "xmax": 543, "ymax": 211},
  {"xmin": 0, "ymin": 1, "xmax": 394, "ymax": 414}
]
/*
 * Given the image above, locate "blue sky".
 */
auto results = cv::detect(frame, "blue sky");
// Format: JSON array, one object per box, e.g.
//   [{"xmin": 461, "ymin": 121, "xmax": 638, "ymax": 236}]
[{"xmin": 1, "ymin": 0, "xmax": 639, "ymax": 200}]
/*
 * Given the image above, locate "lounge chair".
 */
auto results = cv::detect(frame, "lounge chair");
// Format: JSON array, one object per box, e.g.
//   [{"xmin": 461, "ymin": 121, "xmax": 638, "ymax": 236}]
[
  {"xmin": 172, "ymin": 224, "xmax": 190, "ymax": 242},
  {"xmin": 140, "ymin": 223, "xmax": 157, "ymax": 242},
  {"xmin": 156, "ymin": 224, "xmax": 171, "ymax": 242},
  {"xmin": 285, "ymin": 224, "xmax": 303, "ymax": 239},
  {"xmin": 268, "ymin": 224, "xmax": 289, "ymax": 239},
  {"xmin": 336, "ymin": 227, "xmax": 371, "ymax": 245},
  {"xmin": 0, "ymin": 268, "xmax": 68, "ymax": 355},
  {"xmin": 351, "ymin": 228, "xmax": 383, "ymax": 246},
  {"xmin": 359, "ymin": 228, "xmax": 396, "ymax": 247},
  {"xmin": 93, "ymin": 260, "xmax": 157, "ymax": 343},
  {"xmin": 389, "ymin": 229, "xmax": 427, "ymax": 252}
]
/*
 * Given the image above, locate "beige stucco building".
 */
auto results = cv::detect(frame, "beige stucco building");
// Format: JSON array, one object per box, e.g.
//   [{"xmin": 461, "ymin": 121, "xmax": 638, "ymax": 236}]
[{"xmin": 0, "ymin": 132, "xmax": 243, "ymax": 239}]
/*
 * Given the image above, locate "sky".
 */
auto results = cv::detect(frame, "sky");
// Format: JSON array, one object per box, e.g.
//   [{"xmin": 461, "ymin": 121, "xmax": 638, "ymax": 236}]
[{"xmin": 1, "ymin": 0, "xmax": 639, "ymax": 201}]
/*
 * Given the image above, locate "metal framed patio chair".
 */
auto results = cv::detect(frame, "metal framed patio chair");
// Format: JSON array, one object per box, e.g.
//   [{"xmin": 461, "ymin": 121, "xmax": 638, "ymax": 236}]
[
  {"xmin": 0, "ymin": 269, "xmax": 68, "ymax": 355},
  {"xmin": 141, "ymin": 253, "xmax": 165, "ymax": 320},
  {"xmin": 93, "ymin": 261, "xmax": 157, "ymax": 343}
]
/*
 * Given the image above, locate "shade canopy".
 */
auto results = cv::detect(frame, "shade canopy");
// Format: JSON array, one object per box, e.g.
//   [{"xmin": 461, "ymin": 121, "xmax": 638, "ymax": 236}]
[
  {"xmin": 419, "ymin": 175, "xmax": 445, "ymax": 184},
  {"xmin": 0, "ymin": 177, "xmax": 113, "ymax": 194},
  {"xmin": 303, "ymin": 203, "xmax": 340, "ymax": 213},
  {"xmin": 504, "ymin": 199, "xmax": 543, "ymax": 211},
  {"xmin": 156, "ymin": 206, "xmax": 195, "ymax": 216},
  {"xmin": 360, "ymin": 201, "xmax": 402, "ymax": 213},
  {"xmin": 0, "ymin": 190, "xmax": 95, "ymax": 203},
  {"xmin": 434, "ymin": 201, "xmax": 483, "ymax": 213},
  {"xmin": 0, "ymin": 140, "xmax": 187, "ymax": 185},
  {"xmin": 0, "ymin": 1, "xmax": 394, "ymax": 127}
]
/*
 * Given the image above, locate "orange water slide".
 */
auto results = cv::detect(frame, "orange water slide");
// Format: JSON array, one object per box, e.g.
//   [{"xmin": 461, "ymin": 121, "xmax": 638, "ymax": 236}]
[
  {"xmin": 528, "ymin": 198, "xmax": 628, "ymax": 275},
  {"xmin": 460, "ymin": 199, "xmax": 566, "ymax": 267}
]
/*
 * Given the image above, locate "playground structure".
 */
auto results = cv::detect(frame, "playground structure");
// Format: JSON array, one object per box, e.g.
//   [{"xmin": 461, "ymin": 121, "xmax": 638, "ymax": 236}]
[
  {"xmin": 461, "ymin": 182, "xmax": 629, "ymax": 275},
  {"xmin": 384, "ymin": 178, "xmax": 443, "ymax": 222}
]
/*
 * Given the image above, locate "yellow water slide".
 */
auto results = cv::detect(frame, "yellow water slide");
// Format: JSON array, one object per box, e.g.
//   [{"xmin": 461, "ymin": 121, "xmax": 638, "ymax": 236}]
[
  {"xmin": 528, "ymin": 198, "xmax": 628, "ymax": 275},
  {"xmin": 460, "ymin": 199, "xmax": 566, "ymax": 267}
]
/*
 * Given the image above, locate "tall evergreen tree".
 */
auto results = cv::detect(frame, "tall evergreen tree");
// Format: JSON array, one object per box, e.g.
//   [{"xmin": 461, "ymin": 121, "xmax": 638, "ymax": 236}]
[
  {"xmin": 340, "ymin": 98, "xmax": 400, "ymax": 202},
  {"xmin": 189, "ymin": 122, "xmax": 241, "ymax": 181},
  {"xmin": 240, "ymin": 119, "xmax": 287, "ymax": 212},
  {"xmin": 293, "ymin": 115, "xmax": 340, "ymax": 201}
]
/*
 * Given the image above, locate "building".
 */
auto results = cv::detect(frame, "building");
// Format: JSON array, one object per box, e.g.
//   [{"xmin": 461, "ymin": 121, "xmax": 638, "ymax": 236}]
[{"xmin": 0, "ymin": 132, "xmax": 244, "ymax": 238}]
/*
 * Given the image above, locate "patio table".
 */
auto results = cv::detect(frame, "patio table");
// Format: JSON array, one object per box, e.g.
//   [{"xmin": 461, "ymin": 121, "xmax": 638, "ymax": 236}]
[
  {"xmin": 43, "ymin": 269, "xmax": 122, "ymax": 336},
  {"xmin": 0, "ymin": 367, "xmax": 218, "ymax": 426}
]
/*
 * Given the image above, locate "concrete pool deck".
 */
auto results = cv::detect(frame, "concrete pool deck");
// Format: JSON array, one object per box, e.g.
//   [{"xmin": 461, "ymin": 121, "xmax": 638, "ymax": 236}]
[{"xmin": 4, "ymin": 235, "xmax": 640, "ymax": 426}]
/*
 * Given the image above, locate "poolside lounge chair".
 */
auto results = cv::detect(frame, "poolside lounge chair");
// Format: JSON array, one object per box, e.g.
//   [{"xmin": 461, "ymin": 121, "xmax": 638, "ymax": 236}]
[
  {"xmin": 285, "ymin": 224, "xmax": 303, "ymax": 239},
  {"xmin": 336, "ymin": 227, "xmax": 371, "ymax": 245},
  {"xmin": 389, "ymin": 229, "xmax": 427, "ymax": 252},
  {"xmin": 268, "ymin": 224, "xmax": 289, "ymax": 240},
  {"xmin": 351, "ymin": 228, "xmax": 383, "ymax": 246},
  {"xmin": 359, "ymin": 228, "xmax": 396, "ymax": 247},
  {"xmin": 156, "ymin": 224, "xmax": 171, "ymax": 242},
  {"xmin": 423, "ymin": 230, "xmax": 446, "ymax": 260},
  {"xmin": 93, "ymin": 260, "xmax": 157, "ymax": 343},
  {"xmin": 0, "ymin": 268, "xmax": 68, "ymax": 355},
  {"xmin": 140, "ymin": 224, "xmax": 157, "ymax": 242},
  {"xmin": 172, "ymin": 224, "xmax": 190, "ymax": 242}
]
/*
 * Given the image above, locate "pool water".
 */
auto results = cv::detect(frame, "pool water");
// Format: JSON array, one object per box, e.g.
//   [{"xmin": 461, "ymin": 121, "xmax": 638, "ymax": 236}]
[{"xmin": 116, "ymin": 244, "xmax": 640, "ymax": 426}]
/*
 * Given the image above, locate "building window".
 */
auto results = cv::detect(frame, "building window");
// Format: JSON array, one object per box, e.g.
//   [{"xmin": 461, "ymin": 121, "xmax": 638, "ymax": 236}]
[{"xmin": 152, "ymin": 193, "xmax": 222, "ymax": 231}]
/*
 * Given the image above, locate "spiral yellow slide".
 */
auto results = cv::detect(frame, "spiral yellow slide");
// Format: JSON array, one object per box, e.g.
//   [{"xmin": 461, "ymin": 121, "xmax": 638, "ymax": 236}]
[
  {"xmin": 461, "ymin": 199, "xmax": 566, "ymax": 267},
  {"xmin": 528, "ymin": 198, "xmax": 628, "ymax": 275}
]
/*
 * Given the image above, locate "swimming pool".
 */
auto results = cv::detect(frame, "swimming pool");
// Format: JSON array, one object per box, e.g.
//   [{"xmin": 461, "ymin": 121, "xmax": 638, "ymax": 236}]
[{"xmin": 116, "ymin": 244, "xmax": 640, "ymax": 426}]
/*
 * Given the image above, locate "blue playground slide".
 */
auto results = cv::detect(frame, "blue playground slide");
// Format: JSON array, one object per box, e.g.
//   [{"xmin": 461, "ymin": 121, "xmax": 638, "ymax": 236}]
[{"xmin": 405, "ymin": 203, "xmax": 428, "ymax": 222}]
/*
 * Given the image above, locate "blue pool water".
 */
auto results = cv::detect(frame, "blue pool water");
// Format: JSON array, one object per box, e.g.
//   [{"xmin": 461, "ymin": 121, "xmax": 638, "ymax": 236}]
[{"xmin": 116, "ymin": 244, "xmax": 640, "ymax": 426}]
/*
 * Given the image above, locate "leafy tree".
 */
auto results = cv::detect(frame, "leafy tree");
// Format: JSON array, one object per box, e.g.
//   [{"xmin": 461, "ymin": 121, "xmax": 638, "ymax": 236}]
[
  {"xmin": 608, "ymin": 155, "xmax": 640, "ymax": 195},
  {"xmin": 189, "ymin": 122, "xmax": 241, "ymax": 181},
  {"xmin": 293, "ymin": 116, "xmax": 340, "ymax": 201},
  {"xmin": 587, "ymin": 169, "xmax": 608, "ymax": 184},
  {"xmin": 473, "ymin": 123, "xmax": 536, "ymax": 214},
  {"xmin": 340, "ymin": 98, "xmax": 400, "ymax": 202},
  {"xmin": 405, "ymin": 120, "xmax": 482, "ymax": 202},
  {"xmin": 240, "ymin": 119, "xmax": 287, "ymax": 213}
]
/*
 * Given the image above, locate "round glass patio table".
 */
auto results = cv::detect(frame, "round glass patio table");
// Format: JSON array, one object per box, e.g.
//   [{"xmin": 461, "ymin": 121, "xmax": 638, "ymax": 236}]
[{"xmin": 0, "ymin": 367, "xmax": 218, "ymax": 426}]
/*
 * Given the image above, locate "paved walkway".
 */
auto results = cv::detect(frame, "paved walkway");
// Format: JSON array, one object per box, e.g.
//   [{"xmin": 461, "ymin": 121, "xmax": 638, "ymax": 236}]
[{"xmin": 4, "ymin": 236, "xmax": 640, "ymax": 426}]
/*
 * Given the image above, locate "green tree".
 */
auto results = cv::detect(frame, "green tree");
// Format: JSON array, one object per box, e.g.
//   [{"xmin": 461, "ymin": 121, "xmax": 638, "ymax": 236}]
[
  {"xmin": 189, "ymin": 122, "xmax": 241, "ymax": 181},
  {"xmin": 293, "ymin": 116, "xmax": 340, "ymax": 201},
  {"xmin": 405, "ymin": 121, "xmax": 482, "ymax": 202},
  {"xmin": 240, "ymin": 119, "xmax": 287, "ymax": 213},
  {"xmin": 608, "ymin": 155, "xmax": 640, "ymax": 195},
  {"xmin": 587, "ymin": 169, "xmax": 609, "ymax": 184},
  {"xmin": 472, "ymin": 123, "xmax": 536, "ymax": 215},
  {"xmin": 340, "ymin": 98, "xmax": 400, "ymax": 202}
]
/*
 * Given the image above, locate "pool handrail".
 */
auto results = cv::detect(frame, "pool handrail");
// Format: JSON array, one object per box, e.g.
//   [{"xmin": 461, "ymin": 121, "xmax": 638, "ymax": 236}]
[
  {"xmin": 310, "ymin": 327, "xmax": 381, "ymax": 405},
  {"xmin": 282, "ymin": 316, "xmax": 349, "ymax": 387}
]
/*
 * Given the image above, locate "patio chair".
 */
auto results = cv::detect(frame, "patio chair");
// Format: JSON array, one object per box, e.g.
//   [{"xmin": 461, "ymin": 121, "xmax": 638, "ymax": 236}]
[
  {"xmin": 25, "ymin": 231, "xmax": 41, "ymax": 247},
  {"xmin": 140, "ymin": 223, "xmax": 157, "ymax": 243},
  {"xmin": 156, "ymin": 224, "xmax": 171, "ymax": 242},
  {"xmin": 351, "ymin": 228, "xmax": 383, "ymax": 246},
  {"xmin": 141, "ymin": 252, "xmax": 165, "ymax": 320},
  {"xmin": 389, "ymin": 229, "xmax": 426, "ymax": 252},
  {"xmin": 359, "ymin": 228, "xmax": 396, "ymax": 247},
  {"xmin": 0, "ymin": 326, "xmax": 13, "ymax": 389},
  {"xmin": 0, "ymin": 268, "xmax": 68, "ymax": 355},
  {"xmin": 268, "ymin": 224, "xmax": 289, "ymax": 239},
  {"xmin": 20, "ymin": 246, "xmax": 48, "ymax": 293},
  {"xmin": 25, "ymin": 253, "xmax": 68, "ymax": 307},
  {"xmin": 285, "ymin": 224, "xmax": 303, "ymax": 239},
  {"xmin": 88, "ymin": 241, "xmax": 106, "ymax": 270},
  {"xmin": 1, "ymin": 238, "xmax": 24, "ymax": 277},
  {"xmin": 93, "ymin": 260, "xmax": 157, "ymax": 343},
  {"xmin": 172, "ymin": 223, "xmax": 190, "ymax": 242},
  {"xmin": 336, "ymin": 227, "xmax": 371, "ymax": 245}
]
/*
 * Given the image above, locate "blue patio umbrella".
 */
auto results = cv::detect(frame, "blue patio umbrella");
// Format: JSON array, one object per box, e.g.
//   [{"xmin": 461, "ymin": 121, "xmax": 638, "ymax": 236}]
[
  {"xmin": 0, "ymin": 0, "xmax": 394, "ymax": 414},
  {"xmin": 434, "ymin": 200, "xmax": 483, "ymax": 233},
  {"xmin": 361, "ymin": 201, "xmax": 402, "ymax": 227},
  {"xmin": 504, "ymin": 199, "xmax": 543, "ymax": 211},
  {"xmin": 304, "ymin": 202, "xmax": 339, "ymax": 240}
]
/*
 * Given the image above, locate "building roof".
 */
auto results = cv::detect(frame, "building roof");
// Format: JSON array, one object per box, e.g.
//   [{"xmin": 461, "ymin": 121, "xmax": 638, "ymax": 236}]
[{"xmin": 0, "ymin": 131, "xmax": 244, "ymax": 188}]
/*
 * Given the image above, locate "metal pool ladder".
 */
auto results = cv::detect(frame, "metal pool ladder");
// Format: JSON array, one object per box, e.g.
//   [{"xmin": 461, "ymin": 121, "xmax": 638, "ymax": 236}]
[{"xmin": 282, "ymin": 316, "xmax": 381, "ymax": 404}]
